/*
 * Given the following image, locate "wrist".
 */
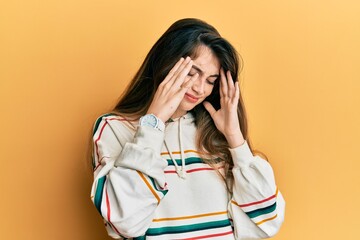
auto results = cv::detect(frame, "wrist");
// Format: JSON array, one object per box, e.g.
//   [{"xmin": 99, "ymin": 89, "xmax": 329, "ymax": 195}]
[
  {"xmin": 225, "ymin": 133, "xmax": 245, "ymax": 148},
  {"xmin": 139, "ymin": 113, "xmax": 165, "ymax": 132},
  {"xmin": 146, "ymin": 110, "xmax": 168, "ymax": 124}
]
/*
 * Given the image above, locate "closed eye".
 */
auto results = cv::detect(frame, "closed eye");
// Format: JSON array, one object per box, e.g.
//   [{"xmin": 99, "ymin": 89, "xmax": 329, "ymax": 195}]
[
  {"xmin": 188, "ymin": 69, "xmax": 197, "ymax": 77},
  {"xmin": 206, "ymin": 77, "xmax": 218, "ymax": 85},
  {"xmin": 206, "ymin": 79, "xmax": 216, "ymax": 85}
]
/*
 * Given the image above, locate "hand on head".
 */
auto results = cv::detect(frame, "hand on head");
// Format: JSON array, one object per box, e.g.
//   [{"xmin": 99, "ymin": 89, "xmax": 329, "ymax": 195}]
[
  {"xmin": 146, "ymin": 56, "xmax": 198, "ymax": 123},
  {"xmin": 203, "ymin": 68, "xmax": 245, "ymax": 148}
]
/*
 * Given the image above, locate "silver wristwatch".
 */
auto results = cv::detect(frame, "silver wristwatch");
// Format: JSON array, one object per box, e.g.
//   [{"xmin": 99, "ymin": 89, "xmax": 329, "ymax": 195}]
[{"xmin": 139, "ymin": 114, "xmax": 165, "ymax": 132}]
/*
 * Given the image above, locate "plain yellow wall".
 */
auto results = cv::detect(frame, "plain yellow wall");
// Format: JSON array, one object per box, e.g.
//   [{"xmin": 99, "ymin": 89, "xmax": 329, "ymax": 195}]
[{"xmin": 1, "ymin": 0, "xmax": 359, "ymax": 239}]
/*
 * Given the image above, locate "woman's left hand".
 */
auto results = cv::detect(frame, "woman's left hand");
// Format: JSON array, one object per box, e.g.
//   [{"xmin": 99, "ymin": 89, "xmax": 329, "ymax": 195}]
[{"xmin": 203, "ymin": 68, "xmax": 245, "ymax": 148}]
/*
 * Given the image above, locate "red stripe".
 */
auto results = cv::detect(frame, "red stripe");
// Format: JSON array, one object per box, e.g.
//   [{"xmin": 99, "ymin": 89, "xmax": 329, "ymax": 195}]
[
  {"xmin": 105, "ymin": 189, "xmax": 122, "ymax": 235},
  {"xmin": 93, "ymin": 118, "xmax": 133, "ymax": 171},
  {"xmin": 180, "ymin": 230, "xmax": 233, "ymax": 240},
  {"xmin": 107, "ymin": 117, "xmax": 132, "ymax": 121},
  {"xmin": 105, "ymin": 189, "xmax": 111, "ymax": 221},
  {"xmin": 164, "ymin": 166, "xmax": 224, "ymax": 174},
  {"xmin": 188, "ymin": 166, "xmax": 224, "ymax": 173},
  {"xmin": 164, "ymin": 168, "xmax": 213, "ymax": 174},
  {"xmin": 188, "ymin": 167, "xmax": 215, "ymax": 173},
  {"xmin": 238, "ymin": 188, "xmax": 278, "ymax": 207},
  {"xmin": 94, "ymin": 117, "xmax": 132, "ymax": 161},
  {"xmin": 108, "ymin": 222, "xmax": 121, "ymax": 236}
]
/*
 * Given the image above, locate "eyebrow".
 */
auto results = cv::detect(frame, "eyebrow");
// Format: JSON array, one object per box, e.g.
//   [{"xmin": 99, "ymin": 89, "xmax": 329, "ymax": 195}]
[{"xmin": 192, "ymin": 65, "xmax": 219, "ymax": 78}]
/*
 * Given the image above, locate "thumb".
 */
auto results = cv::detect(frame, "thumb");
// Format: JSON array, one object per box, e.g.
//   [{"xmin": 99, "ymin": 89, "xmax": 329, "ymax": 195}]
[{"xmin": 203, "ymin": 101, "xmax": 216, "ymax": 117}]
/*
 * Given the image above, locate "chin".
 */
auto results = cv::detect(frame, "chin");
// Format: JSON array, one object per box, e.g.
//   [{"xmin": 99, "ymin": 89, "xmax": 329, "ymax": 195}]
[{"xmin": 184, "ymin": 102, "xmax": 200, "ymax": 111}]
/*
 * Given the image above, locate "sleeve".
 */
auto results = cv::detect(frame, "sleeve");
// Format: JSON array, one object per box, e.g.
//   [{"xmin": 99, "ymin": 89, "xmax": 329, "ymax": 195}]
[
  {"xmin": 227, "ymin": 141, "xmax": 285, "ymax": 239},
  {"xmin": 90, "ymin": 116, "xmax": 169, "ymax": 239}
]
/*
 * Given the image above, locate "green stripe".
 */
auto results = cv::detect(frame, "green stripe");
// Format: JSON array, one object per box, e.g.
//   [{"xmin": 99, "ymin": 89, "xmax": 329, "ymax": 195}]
[
  {"xmin": 146, "ymin": 219, "xmax": 231, "ymax": 236},
  {"xmin": 149, "ymin": 176, "xmax": 168, "ymax": 195},
  {"xmin": 245, "ymin": 202, "xmax": 277, "ymax": 219},
  {"xmin": 92, "ymin": 113, "xmax": 113, "ymax": 136},
  {"xmin": 134, "ymin": 236, "xmax": 145, "ymax": 240},
  {"xmin": 94, "ymin": 176, "xmax": 106, "ymax": 214},
  {"xmin": 166, "ymin": 157, "xmax": 204, "ymax": 166}
]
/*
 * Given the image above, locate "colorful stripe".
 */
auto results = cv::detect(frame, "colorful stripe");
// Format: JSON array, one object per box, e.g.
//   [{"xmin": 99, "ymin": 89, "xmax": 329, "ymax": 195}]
[
  {"xmin": 104, "ymin": 189, "xmax": 123, "ymax": 236},
  {"xmin": 93, "ymin": 116, "xmax": 132, "ymax": 171},
  {"xmin": 133, "ymin": 236, "xmax": 145, "ymax": 240},
  {"xmin": 94, "ymin": 176, "xmax": 106, "ymax": 214},
  {"xmin": 107, "ymin": 221, "xmax": 122, "ymax": 236},
  {"xmin": 180, "ymin": 230, "xmax": 233, "ymax": 239},
  {"xmin": 161, "ymin": 149, "xmax": 201, "ymax": 156},
  {"xmin": 92, "ymin": 114, "xmax": 113, "ymax": 136},
  {"xmin": 167, "ymin": 157, "xmax": 204, "ymax": 166},
  {"xmin": 146, "ymin": 219, "xmax": 231, "ymax": 236},
  {"xmin": 136, "ymin": 171, "xmax": 160, "ymax": 204},
  {"xmin": 231, "ymin": 188, "xmax": 279, "ymax": 225},
  {"xmin": 93, "ymin": 114, "xmax": 137, "ymax": 136},
  {"xmin": 105, "ymin": 188, "xmax": 111, "ymax": 221},
  {"xmin": 238, "ymin": 188, "xmax": 279, "ymax": 208},
  {"xmin": 93, "ymin": 120, "xmax": 109, "ymax": 168},
  {"xmin": 255, "ymin": 214, "xmax": 278, "ymax": 225},
  {"xmin": 187, "ymin": 166, "xmax": 224, "ymax": 173},
  {"xmin": 153, "ymin": 211, "xmax": 228, "ymax": 222},
  {"xmin": 164, "ymin": 166, "xmax": 225, "ymax": 174},
  {"xmin": 149, "ymin": 176, "xmax": 168, "ymax": 195},
  {"xmin": 245, "ymin": 202, "xmax": 277, "ymax": 218}
]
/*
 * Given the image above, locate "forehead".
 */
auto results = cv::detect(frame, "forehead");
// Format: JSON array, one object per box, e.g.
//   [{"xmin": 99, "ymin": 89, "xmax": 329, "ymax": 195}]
[{"xmin": 191, "ymin": 45, "xmax": 220, "ymax": 74}]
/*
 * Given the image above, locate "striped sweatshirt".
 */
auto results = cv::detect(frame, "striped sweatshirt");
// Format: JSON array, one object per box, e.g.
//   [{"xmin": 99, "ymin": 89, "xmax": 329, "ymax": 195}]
[{"xmin": 90, "ymin": 112, "xmax": 285, "ymax": 239}]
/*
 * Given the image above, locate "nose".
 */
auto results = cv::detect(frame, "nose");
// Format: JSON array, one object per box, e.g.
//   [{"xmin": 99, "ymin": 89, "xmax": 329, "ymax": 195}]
[{"xmin": 192, "ymin": 76, "xmax": 205, "ymax": 95}]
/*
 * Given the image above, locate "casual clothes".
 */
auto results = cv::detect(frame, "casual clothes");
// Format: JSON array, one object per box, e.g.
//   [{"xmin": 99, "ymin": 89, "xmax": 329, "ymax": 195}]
[{"xmin": 91, "ymin": 112, "xmax": 285, "ymax": 239}]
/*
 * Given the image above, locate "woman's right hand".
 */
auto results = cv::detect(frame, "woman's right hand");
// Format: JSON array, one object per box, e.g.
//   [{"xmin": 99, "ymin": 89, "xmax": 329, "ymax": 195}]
[{"xmin": 146, "ymin": 56, "xmax": 199, "ymax": 123}]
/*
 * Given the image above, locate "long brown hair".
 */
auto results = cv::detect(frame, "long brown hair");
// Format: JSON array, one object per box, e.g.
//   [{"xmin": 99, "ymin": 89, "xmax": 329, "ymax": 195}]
[{"xmin": 112, "ymin": 18, "xmax": 260, "ymax": 191}]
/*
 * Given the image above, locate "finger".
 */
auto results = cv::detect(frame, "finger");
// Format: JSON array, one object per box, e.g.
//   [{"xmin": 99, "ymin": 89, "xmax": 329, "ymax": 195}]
[
  {"xmin": 178, "ymin": 73, "xmax": 198, "ymax": 97},
  {"xmin": 182, "ymin": 72, "xmax": 198, "ymax": 89},
  {"xmin": 203, "ymin": 101, "xmax": 217, "ymax": 117},
  {"xmin": 161, "ymin": 57, "xmax": 185, "ymax": 85},
  {"xmin": 232, "ymin": 81, "xmax": 240, "ymax": 104},
  {"xmin": 219, "ymin": 72, "xmax": 223, "ymax": 98},
  {"xmin": 172, "ymin": 58, "xmax": 193, "ymax": 88},
  {"xmin": 163, "ymin": 56, "xmax": 191, "ymax": 86},
  {"xmin": 167, "ymin": 56, "xmax": 191, "ymax": 87},
  {"xmin": 220, "ymin": 68, "xmax": 228, "ymax": 97},
  {"xmin": 227, "ymin": 70, "xmax": 235, "ymax": 98}
]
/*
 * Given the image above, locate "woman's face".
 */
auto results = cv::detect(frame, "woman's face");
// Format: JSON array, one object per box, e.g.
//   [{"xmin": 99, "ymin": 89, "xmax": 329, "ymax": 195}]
[{"xmin": 172, "ymin": 45, "xmax": 220, "ymax": 118}]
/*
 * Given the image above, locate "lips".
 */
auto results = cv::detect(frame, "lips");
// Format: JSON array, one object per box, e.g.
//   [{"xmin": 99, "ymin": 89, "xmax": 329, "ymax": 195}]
[{"xmin": 184, "ymin": 93, "xmax": 199, "ymax": 103}]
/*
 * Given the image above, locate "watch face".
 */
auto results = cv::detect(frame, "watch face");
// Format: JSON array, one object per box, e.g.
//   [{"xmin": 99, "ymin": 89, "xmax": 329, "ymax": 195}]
[{"xmin": 141, "ymin": 114, "xmax": 157, "ymax": 128}]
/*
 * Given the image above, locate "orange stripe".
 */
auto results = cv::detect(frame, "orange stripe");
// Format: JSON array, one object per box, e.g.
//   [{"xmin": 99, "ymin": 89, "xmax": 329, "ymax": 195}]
[
  {"xmin": 256, "ymin": 214, "xmax": 278, "ymax": 225},
  {"xmin": 161, "ymin": 149, "xmax": 201, "ymax": 156},
  {"xmin": 153, "ymin": 211, "xmax": 228, "ymax": 222},
  {"xmin": 136, "ymin": 171, "xmax": 160, "ymax": 204}
]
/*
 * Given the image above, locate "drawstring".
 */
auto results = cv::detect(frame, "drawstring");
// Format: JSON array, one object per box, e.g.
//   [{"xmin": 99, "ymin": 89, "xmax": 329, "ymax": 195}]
[{"xmin": 164, "ymin": 116, "xmax": 186, "ymax": 179}]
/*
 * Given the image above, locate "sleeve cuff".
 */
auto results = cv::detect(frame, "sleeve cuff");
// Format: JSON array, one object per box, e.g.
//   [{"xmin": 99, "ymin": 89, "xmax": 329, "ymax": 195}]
[
  {"xmin": 229, "ymin": 141, "xmax": 255, "ymax": 168},
  {"xmin": 133, "ymin": 125, "xmax": 165, "ymax": 154}
]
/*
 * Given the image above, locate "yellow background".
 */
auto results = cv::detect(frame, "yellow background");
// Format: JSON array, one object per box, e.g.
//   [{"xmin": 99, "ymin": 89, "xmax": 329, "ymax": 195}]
[{"xmin": 1, "ymin": 0, "xmax": 359, "ymax": 239}]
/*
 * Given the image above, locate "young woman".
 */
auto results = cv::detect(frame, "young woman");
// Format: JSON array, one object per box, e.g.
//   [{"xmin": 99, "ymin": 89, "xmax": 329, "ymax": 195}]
[{"xmin": 91, "ymin": 18, "xmax": 285, "ymax": 239}]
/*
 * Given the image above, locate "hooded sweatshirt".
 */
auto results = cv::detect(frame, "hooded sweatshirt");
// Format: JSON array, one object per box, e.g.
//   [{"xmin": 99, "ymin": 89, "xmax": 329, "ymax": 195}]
[{"xmin": 90, "ymin": 112, "xmax": 285, "ymax": 239}]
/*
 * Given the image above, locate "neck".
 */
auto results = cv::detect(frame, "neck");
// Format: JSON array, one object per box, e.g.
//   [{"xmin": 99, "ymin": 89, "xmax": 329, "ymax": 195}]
[{"xmin": 171, "ymin": 109, "xmax": 187, "ymax": 119}]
